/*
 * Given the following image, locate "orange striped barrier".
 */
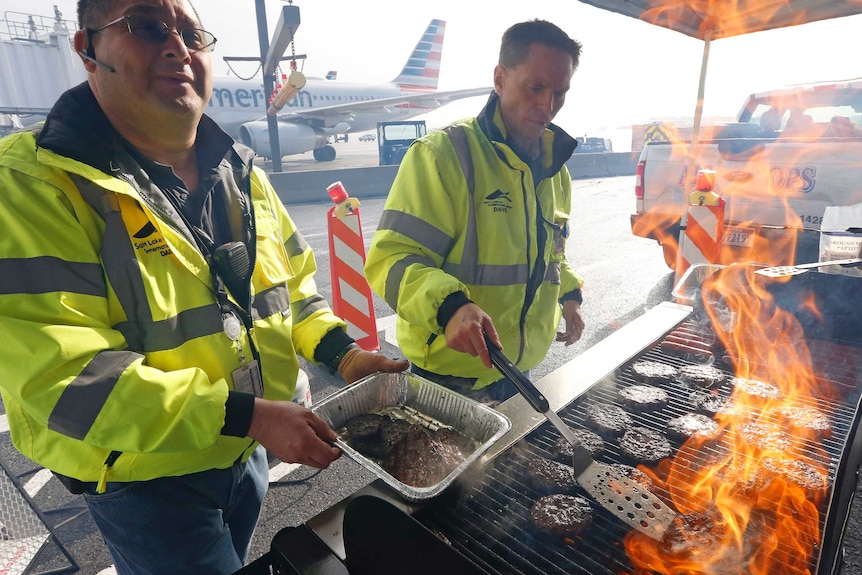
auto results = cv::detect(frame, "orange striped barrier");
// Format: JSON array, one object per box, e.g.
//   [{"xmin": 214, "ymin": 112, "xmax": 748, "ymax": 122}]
[
  {"xmin": 675, "ymin": 170, "xmax": 725, "ymax": 286},
  {"xmin": 326, "ymin": 181, "xmax": 379, "ymax": 350}
]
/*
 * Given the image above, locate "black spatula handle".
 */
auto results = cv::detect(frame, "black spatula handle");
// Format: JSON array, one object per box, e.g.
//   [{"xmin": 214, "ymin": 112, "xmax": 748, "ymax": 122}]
[{"xmin": 483, "ymin": 334, "xmax": 550, "ymax": 413}]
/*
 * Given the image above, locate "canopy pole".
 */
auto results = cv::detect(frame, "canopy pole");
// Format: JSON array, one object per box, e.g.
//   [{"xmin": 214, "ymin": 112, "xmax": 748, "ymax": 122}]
[
  {"xmin": 685, "ymin": 29, "xmax": 712, "ymax": 192},
  {"xmin": 674, "ymin": 30, "xmax": 714, "ymax": 285}
]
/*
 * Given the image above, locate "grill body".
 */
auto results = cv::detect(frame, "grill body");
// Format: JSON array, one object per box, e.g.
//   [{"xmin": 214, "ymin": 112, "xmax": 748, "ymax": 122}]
[
  {"xmin": 278, "ymin": 272, "xmax": 862, "ymax": 575},
  {"xmin": 415, "ymin": 332, "xmax": 862, "ymax": 575}
]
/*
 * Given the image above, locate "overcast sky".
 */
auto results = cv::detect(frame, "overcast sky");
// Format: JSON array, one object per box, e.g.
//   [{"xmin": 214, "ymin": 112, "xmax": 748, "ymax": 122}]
[{"xmin": 7, "ymin": 0, "xmax": 862, "ymax": 134}]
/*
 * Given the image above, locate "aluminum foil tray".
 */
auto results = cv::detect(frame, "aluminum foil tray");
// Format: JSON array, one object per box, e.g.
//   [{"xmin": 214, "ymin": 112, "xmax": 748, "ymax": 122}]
[{"xmin": 312, "ymin": 371, "xmax": 511, "ymax": 502}]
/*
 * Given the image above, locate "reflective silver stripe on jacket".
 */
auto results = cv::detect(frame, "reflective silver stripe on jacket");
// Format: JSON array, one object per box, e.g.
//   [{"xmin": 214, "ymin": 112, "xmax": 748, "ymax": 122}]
[
  {"xmin": 47, "ymin": 349, "xmax": 142, "ymax": 440},
  {"xmin": 0, "ymin": 257, "xmax": 105, "ymax": 296},
  {"xmin": 291, "ymin": 293, "xmax": 330, "ymax": 323},
  {"xmin": 384, "ymin": 254, "xmax": 435, "ymax": 310},
  {"xmin": 71, "ymin": 175, "xmax": 225, "ymax": 353},
  {"xmin": 379, "ymin": 125, "xmax": 532, "ymax": 305},
  {"xmin": 284, "ymin": 229, "xmax": 308, "ymax": 257},
  {"xmin": 545, "ymin": 261, "xmax": 561, "ymax": 283},
  {"xmin": 252, "ymin": 284, "xmax": 290, "ymax": 320}
]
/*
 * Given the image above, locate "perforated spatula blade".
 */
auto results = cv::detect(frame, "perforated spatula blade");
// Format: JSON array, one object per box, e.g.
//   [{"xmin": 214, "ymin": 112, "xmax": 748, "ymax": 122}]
[
  {"xmin": 483, "ymin": 335, "xmax": 676, "ymax": 540},
  {"xmin": 754, "ymin": 258, "xmax": 862, "ymax": 278}
]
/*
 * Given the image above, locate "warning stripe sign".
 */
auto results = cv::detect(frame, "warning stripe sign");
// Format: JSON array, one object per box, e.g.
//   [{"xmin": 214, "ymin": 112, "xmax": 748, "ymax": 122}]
[{"xmin": 327, "ymin": 203, "xmax": 379, "ymax": 351}]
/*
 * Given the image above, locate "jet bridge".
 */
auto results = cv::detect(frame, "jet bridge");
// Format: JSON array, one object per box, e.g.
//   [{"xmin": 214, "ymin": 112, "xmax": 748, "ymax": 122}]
[{"xmin": 0, "ymin": 8, "xmax": 85, "ymax": 135}]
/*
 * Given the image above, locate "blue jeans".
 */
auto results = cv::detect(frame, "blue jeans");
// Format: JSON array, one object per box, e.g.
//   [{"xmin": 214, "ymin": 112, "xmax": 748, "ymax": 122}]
[{"xmin": 83, "ymin": 445, "xmax": 268, "ymax": 575}]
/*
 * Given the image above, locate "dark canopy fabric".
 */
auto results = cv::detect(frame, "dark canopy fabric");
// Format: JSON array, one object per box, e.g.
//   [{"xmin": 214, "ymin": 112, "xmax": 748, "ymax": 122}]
[{"xmin": 577, "ymin": 0, "xmax": 862, "ymax": 40}]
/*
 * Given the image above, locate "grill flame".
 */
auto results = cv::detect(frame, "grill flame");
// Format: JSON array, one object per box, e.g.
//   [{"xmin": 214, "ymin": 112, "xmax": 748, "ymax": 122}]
[{"xmin": 624, "ymin": 264, "xmax": 830, "ymax": 574}]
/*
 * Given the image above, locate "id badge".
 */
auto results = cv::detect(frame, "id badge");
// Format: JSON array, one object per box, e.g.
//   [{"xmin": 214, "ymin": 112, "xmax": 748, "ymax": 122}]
[{"xmin": 233, "ymin": 360, "xmax": 263, "ymax": 397}]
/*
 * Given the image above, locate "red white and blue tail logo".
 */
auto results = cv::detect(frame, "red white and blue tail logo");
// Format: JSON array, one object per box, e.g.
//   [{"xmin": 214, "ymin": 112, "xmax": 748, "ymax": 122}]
[{"xmin": 392, "ymin": 19, "xmax": 444, "ymax": 92}]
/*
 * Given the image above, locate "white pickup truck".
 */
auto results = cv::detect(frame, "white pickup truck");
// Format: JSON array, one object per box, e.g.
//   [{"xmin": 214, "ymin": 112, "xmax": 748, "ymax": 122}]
[{"xmin": 631, "ymin": 79, "xmax": 862, "ymax": 270}]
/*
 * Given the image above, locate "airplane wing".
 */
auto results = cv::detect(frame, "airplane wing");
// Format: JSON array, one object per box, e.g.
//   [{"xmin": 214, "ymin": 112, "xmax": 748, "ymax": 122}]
[{"xmin": 274, "ymin": 86, "xmax": 492, "ymax": 128}]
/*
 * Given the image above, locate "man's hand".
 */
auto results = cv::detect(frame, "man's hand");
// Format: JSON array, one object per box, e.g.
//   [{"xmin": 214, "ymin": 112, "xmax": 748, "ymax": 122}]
[
  {"xmin": 556, "ymin": 300, "xmax": 585, "ymax": 346},
  {"xmin": 337, "ymin": 349, "xmax": 410, "ymax": 384},
  {"xmin": 247, "ymin": 399, "xmax": 341, "ymax": 469},
  {"xmin": 444, "ymin": 303, "xmax": 500, "ymax": 369}
]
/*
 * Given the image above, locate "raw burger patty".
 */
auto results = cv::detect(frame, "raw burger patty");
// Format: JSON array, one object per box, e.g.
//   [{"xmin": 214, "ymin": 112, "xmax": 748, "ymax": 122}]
[
  {"xmin": 677, "ymin": 364, "xmax": 726, "ymax": 388},
  {"xmin": 630, "ymin": 360, "xmax": 679, "ymax": 384},
  {"xmin": 688, "ymin": 390, "xmax": 727, "ymax": 415},
  {"xmin": 760, "ymin": 457, "xmax": 829, "ymax": 493},
  {"xmin": 730, "ymin": 376, "xmax": 782, "ymax": 401},
  {"xmin": 667, "ymin": 413, "xmax": 721, "ymax": 443},
  {"xmin": 585, "ymin": 403, "xmax": 633, "ymax": 438},
  {"xmin": 531, "ymin": 494, "xmax": 593, "ymax": 537},
  {"xmin": 618, "ymin": 385, "xmax": 668, "ymax": 412},
  {"xmin": 608, "ymin": 463, "xmax": 654, "ymax": 490},
  {"xmin": 619, "ymin": 427, "xmax": 673, "ymax": 463},
  {"xmin": 551, "ymin": 429, "xmax": 605, "ymax": 462},
  {"xmin": 778, "ymin": 403, "xmax": 832, "ymax": 440},
  {"xmin": 527, "ymin": 457, "xmax": 577, "ymax": 494}
]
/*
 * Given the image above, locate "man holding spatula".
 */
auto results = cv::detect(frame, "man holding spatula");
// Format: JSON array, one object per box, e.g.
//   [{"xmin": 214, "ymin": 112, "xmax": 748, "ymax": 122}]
[{"xmin": 366, "ymin": 19, "xmax": 585, "ymax": 405}]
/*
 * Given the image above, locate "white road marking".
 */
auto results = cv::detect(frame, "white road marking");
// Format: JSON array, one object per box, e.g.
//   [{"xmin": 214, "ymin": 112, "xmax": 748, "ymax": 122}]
[
  {"xmin": 268, "ymin": 462, "xmax": 302, "ymax": 483},
  {"xmin": 377, "ymin": 314, "xmax": 398, "ymax": 347},
  {"xmin": 0, "ymin": 414, "xmax": 8, "ymax": 433},
  {"xmin": 23, "ymin": 469, "xmax": 53, "ymax": 498}
]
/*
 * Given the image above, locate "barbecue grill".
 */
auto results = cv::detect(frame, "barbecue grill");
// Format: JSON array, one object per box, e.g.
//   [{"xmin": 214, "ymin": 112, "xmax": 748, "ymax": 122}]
[{"xmin": 240, "ymin": 268, "xmax": 862, "ymax": 575}]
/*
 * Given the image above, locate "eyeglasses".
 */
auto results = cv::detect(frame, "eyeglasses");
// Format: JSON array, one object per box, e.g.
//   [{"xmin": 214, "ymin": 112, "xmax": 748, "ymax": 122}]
[{"xmin": 88, "ymin": 14, "xmax": 217, "ymax": 53}]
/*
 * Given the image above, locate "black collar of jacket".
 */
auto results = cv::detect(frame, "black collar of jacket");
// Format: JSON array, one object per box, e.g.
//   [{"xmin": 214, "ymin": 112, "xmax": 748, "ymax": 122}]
[
  {"xmin": 475, "ymin": 91, "xmax": 578, "ymax": 180},
  {"xmin": 35, "ymin": 82, "xmax": 256, "ymax": 175}
]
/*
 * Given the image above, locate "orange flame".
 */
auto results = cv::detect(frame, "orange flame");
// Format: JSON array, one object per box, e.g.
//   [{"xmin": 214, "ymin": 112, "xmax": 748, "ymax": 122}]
[{"xmin": 624, "ymin": 263, "xmax": 830, "ymax": 574}]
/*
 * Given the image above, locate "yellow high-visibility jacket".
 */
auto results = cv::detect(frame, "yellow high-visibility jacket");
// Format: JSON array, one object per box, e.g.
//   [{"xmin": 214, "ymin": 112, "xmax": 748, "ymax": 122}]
[
  {"xmin": 365, "ymin": 93, "xmax": 584, "ymax": 388},
  {"xmin": 0, "ymin": 89, "xmax": 345, "ymax": 486}
]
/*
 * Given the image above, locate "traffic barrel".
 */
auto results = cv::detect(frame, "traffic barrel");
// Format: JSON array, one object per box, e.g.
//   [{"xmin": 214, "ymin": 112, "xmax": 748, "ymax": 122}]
[
  {"xmin": 674, "ymin": 170, "xmax": 725, "ymax": 287},
  {"xmin": 326, "ymin": 181, "xmax": 379, "ymax": 350}
]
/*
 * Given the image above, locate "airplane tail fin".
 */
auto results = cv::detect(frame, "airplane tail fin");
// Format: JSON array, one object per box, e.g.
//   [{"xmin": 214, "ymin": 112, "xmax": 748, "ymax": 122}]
[
  {"xmin": 391, "ymin": 19, "xmax": 444, "ymax": 91},
  {"xmin": 325, "ymin": 70, "xmax": 337, "ymax": 80}
]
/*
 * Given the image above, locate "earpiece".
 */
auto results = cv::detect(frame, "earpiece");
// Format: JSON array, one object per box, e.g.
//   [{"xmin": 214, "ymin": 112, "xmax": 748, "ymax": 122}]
[
  {"xmin": 79, "ymin": 50, "xmax": 116, "ymax": 73},
  {"xmin": 79, "ymin": 36, "xmax": 115, "ymax": 73}
]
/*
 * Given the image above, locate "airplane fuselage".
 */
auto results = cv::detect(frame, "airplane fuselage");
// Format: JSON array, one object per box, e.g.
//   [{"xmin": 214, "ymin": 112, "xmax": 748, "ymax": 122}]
[{"xmin": 207, "ymin": 75, "xmax": 429, "ymax": 139}]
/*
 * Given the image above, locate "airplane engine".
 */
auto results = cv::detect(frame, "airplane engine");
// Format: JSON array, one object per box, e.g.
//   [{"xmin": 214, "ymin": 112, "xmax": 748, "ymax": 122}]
[{"xmin": 238, "ymin": 121, "xmax": 329, "ymax": 160}]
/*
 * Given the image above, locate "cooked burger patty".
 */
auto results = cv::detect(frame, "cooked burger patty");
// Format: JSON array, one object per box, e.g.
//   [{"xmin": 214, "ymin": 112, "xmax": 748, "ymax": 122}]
[
  {"xmin": 344, "ymin": 413, "xmax": 385, "ymax": 439},
  {"xmin": 677, "ymin": 364, "xmax": 727, "ymax": 389},
  {"xmin": 630, "ymin": 360, "xmax": 679, "ymax": 384},
  {"xmin": 667, "ymin": 413, "xmax": 721, "ymax": 443},
  {"xmin": 618, "ymin": 385, "xmax": 669, "ymax": 412},
  {"xmin": 551, "ymin": 429, "xmax": 605, "ymax": 462},
  {"xmin": 585, "ymin": 403, "xmax": 633, "ymax": 438},
  {"xmin": 530, "ymin": 494, "xmax": 593, "ymax": 537},
  {"xmin": 619, "ymin": 426, "xmax": 673, "ymax": 463},
  {"xmin": 343, "ymin": 415, "xmax": 412, "ymax": 459},
  {"xmin": 380, "ymin": 426, "xmax": 468, "ymax": 488},
  {"xmin": 527, "ymin": 457, "xmax": 577, "ymax": 494}
]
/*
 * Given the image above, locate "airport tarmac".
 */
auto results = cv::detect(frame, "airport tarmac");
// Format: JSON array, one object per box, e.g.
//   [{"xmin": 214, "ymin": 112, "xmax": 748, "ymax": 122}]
[{"xmin": 258, "ymin": 137, "xmax": 383, "ymax": 173}]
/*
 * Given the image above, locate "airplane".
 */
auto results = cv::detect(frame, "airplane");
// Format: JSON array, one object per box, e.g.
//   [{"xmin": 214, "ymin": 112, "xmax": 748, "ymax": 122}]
[{"xmin": 207, "ymin": 19, "xmax": 492, "ymax": 162}]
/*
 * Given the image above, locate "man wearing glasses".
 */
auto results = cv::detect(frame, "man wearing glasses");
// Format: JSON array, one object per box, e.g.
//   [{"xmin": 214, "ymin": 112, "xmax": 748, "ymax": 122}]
[{"xmin": 0, "ymin": 1, "xmax": 407, "ymax": 573}]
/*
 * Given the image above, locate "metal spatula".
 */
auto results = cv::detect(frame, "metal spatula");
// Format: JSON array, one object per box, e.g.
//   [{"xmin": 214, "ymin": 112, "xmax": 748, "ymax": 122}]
[
  {"xmin": 483, "ymin": 335, "xmax": 676, "ymax": 540},
  {"xmin": 754, "ymin": 257, "xmax": 862, "ymax": 278}
]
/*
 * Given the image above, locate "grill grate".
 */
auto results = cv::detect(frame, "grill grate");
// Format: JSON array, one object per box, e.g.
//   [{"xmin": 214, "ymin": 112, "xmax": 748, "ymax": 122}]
[{"xmin": 415, "ymin": 322, "xmax": 862, "ymax": 575}]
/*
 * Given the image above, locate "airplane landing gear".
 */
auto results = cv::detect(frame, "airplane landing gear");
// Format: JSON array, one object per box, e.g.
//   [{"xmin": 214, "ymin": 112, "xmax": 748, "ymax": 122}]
[{"xmin": 313, "ymin": 145, "xmax": 337, "ymax": 162}]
